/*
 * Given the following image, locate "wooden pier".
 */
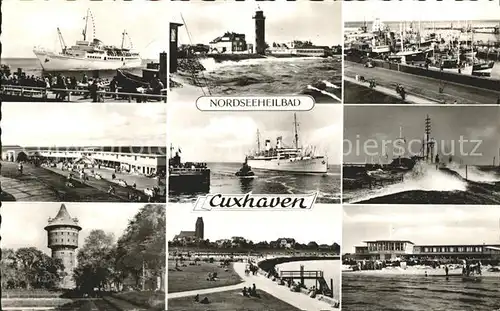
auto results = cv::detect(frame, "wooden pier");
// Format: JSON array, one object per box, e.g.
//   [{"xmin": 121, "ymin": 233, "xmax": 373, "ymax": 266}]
[{"xmin": 279, "ymin": 265, "xmax": 333, "ymax": 298}]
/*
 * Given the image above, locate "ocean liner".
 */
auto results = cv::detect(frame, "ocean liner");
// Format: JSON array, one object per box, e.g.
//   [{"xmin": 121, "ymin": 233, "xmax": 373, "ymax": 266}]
[
  {"xmin": 246, "ymin": 114, "xmax": 328, "ymax": 173},
  {"xmin": 33, "ymin": 9, "xmax": 142, "ymax": 71}
]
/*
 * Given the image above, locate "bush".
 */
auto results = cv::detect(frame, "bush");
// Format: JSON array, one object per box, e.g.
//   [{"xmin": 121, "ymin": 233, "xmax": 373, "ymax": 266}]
[{"xmin": 113, "ymin": 291, "xmax": 165, "ymax": 310}]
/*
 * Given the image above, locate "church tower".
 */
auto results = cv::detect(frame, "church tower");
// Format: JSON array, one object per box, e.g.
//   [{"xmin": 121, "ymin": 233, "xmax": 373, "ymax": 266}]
[
  {"xmin": 44, "ymin": 204, "xmax": 82, "ymax": 289},
  {"xmin": 195, "ymin": 217, "xmax": 204, "ymax": 240}
]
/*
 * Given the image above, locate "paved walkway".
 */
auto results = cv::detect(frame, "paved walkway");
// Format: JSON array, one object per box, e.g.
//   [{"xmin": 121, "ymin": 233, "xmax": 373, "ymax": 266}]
[
  {"xmin": 169, "ymin": 262, "xmax": 336, "ymax": 310},
  {"xmin": 344, "ymin": 76, "xmax": 437, "ymax": 104},
  {"xmin": 345, "ymin": 61, "xmax": 500, "ymax": 104},
  {"xmin": 0, "ymin": 174, "xmax": 60, "ymax": 201}
]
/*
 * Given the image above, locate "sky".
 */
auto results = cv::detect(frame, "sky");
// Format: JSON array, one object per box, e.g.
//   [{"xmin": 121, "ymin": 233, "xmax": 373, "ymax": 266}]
[
  {"xmin": 170, "ymin": 0, "xmax": 342, "ymax": 46},
  {"xmin": 168, "ymin": 203, "xmax": 342, "ymax": 245},
  {"xmin": 343, "ymin": 205, "xmax": 500, "ymax": 253},
  {"xmin": 1, "ymin": 103, "xmax": 166, "ymax": 147},
  {"xmin": 2, "ymin": 0, "xmax": 169, "ymax": 59},
  {"xmin": 343, "ymin": 106, "xmax": 500, "ymax": 166},
  {"xmin": 343, "ymin": 0, "xmax": 500, "ymax": 23},
  {"xmin": 1, "ymin": 203, "xmax": 147, "ymax": 256},
  {"xmin": 168, "ymin": 104, "xmax": 343, "ymax": 164}
]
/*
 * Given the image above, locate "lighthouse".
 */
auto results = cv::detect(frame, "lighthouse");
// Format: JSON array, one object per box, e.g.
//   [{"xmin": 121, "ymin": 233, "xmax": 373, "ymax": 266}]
[
  {"xmin": 253, "ymin": 9, "xmax": 266, "ymax": 55},
  {"xmin": 44, "ymin": 204, "xmax": 82, "ymax": 289}
]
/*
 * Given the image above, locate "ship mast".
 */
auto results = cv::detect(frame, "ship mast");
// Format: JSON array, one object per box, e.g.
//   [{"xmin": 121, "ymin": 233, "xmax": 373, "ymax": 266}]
[
  {"xmin": 293, "ymin": 113, "xmax": 300, "ymax": 149},
  {"xmin": 121, "ymin": 30, "xmax": 127, "ymax": 49},
  {"xmin": 256, "ymin": 129, "xmax": 261, "ymax": 152},
  {"xmin": 83, "ymin": 9, "xmax": 90, "ymax": 41}
]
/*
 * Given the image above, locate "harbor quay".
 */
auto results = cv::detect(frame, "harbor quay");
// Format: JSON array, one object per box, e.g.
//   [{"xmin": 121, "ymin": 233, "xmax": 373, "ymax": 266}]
[
  {"xmin": 1, "ymin": 146, "xmax": 166, "ymax": 202},
  {"xmin": 344, "ymin": 59, "xmax": 500, "ymax": 104}
]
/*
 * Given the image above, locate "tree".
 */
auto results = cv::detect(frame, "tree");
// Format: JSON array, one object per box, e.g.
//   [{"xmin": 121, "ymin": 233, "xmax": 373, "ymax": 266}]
[
  {"xmin": 307, "ymin": 241, "xmax": 319, "ymax": 250},
  {"xmin": 116, "ymin": 204, "xmax": 166, "ymax": 289},
  {"xmin": 4, "ymin": 247, "xmax": 65, "ymax": 290},
  {"xmin": 74, "ymin": 230, "xmax": 116, "ymax": 293}
]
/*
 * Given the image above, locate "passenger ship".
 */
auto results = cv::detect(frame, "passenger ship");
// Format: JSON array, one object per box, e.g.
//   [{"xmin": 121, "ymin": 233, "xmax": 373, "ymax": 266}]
[
  {"xmin": 246, "ymin": 114, "xmax": 328, "ymax": 173},
  {"xmin": 33, "ymin": 9, "xmax": 142, "ymax": 71}
]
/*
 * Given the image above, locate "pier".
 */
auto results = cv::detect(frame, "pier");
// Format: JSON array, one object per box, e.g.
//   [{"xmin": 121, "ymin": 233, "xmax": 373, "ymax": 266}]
[{"xmin": 280, "ymin": 266, "xmax": 334, "ymax": 298}]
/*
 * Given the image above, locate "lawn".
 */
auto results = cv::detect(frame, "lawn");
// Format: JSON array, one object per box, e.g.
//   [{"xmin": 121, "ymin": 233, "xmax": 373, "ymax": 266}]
[
  {"xmin": 1, "ymin": 298, "xmax": 74, "ymax": 308},
  {"xmin": 167, "ymin": 289, "xmax": 301, "ymax": 311},
  {"xmin": 1, "ymin": 289, "xmax": 64, "ymax": 298},
  {"xmin": 168, "ymin": 260, "xmax": 242, "ymax": 293},
  {"xmin": 112, "ymin": 291, "xmax": 165, "ymax": 310}
]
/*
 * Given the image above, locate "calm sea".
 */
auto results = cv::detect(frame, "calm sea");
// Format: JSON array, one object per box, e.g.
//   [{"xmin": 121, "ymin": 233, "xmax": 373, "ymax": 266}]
[
  {"xmin": 342, "ymin": 273, "xmax": 500, "ymax": 311},
  {"xmin": 169, "ymin": 162, "xmax": 341, "ymax": 204}
]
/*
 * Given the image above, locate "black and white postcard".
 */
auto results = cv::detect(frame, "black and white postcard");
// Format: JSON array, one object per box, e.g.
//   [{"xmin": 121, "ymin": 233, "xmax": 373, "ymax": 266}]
[
  {"xmin": 343, "ymin": 106, "xmax": 500, "ymax": 204},
  {"xmin": 168, "ymin": 103, "xmax": 342, "ymax": 204},
  {"xmin": 343, "ymin": 1, "xmax": 500, "ymax": 104},
  {"xmin": 342, "ymin": 205, "xmax": 500, "ymax": 311},
  {"xmin": 1, "ymin": 203, "xmax": 166, "ymax": 310},
  {"xmin": 169, "ymin": 0, "xmax": 342, "ymax": 103},
  {"xmin": 167, "ymin": 203, "xmax": 341, "ymax": 310},
  {"xmin": 1, "ymin": 103, "xmax": 166, "ymax": 202},
  {"xmin": 1, "ymin": 1, "xmax": 168, "ymax": 102}
]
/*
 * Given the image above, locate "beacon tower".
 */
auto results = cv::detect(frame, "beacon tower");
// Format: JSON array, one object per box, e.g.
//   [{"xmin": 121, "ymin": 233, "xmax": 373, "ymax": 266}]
[
  {"xmin": 44, "ymin": 204, "xmax": 82, "ymax": 289},
  {"xmin": 253, "ymin": 9, "xmax": 266, "ymax": 55}
]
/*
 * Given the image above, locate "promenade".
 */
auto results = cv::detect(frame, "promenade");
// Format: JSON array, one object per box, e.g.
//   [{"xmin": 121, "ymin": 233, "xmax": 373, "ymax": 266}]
[
  {"xmin": 345, "ymin": 61, "xmax": 500, "ymax": 104},
  {"xmin": 169, "ymin": 262, "xmax": 337, "ymax": 310}
]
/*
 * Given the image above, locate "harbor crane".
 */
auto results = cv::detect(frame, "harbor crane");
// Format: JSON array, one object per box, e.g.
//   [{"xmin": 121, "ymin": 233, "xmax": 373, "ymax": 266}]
[{"xmin": 57, "ymin": 27, "xmax": 67, "ymax": 53}]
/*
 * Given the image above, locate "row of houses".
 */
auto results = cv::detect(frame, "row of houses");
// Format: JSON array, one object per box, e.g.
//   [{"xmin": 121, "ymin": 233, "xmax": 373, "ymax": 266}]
[{"xmin": 351, "ymin": 240, "xmax": 500, "ymax": 260}]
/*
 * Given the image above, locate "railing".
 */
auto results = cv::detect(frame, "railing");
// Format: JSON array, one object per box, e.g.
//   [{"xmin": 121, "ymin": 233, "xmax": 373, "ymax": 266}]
[
  {"xmin": 169, "ymin": 167, "xmax": 210, "ymax": 173},
  {"xmin": 280, "ymin": 270, "xmax": 324, "ymax": 278},
  {"xmin": 1, "ymin": 85, "xmax": 167, "ymax": 102}
]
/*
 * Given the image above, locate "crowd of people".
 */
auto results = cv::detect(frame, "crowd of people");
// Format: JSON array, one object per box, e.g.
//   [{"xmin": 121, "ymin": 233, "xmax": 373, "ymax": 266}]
[{"xmin": 1, "ymin": 66, "xmax": 166, "ymax": 102}]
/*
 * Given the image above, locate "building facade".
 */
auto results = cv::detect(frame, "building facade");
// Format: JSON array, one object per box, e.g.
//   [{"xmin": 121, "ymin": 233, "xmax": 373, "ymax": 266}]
[
  {"xmin": 209, "ymin": 32, "xmax": 247, "ymax": 53},
  {"xmin": 353, "ymin": 239, "xmax": 500, "ymax": 260},
  {"xmin": 27, "ymin": 146, "xmax": 166, "ymax": 176},
  {"xmin": 44, "ymin": 204, "xmax": 82, "ymax": 289},
  {"xmin": 173, "ymin": 217, "xmax": 205, "ymax": 245}
]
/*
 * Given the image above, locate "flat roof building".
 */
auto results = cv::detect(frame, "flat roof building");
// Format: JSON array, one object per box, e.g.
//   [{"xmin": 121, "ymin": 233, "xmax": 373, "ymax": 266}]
[
  {"xmin": 25, "ymin": 146, "xmax": 167, "ymax": 176},
  {"xmin": 352, "ymin": 239, "xmax": 500, "ymax": 260}
]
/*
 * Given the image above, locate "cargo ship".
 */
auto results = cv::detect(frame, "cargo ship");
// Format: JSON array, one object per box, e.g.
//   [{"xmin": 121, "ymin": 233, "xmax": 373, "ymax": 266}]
[
  {"xmin": 33, "ymin": 9, "xmax": 142, "ymax": 71},
  {"xmin": 246, "ymin": 114, "xmax": 328, "ymax": 173}
]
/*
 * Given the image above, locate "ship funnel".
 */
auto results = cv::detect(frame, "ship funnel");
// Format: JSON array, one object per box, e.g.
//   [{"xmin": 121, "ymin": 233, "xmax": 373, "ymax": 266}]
[
  {"xmin": 265, "ymin": 139, "xmax": 271, "ymax": 151},
  {"xmin": 276, "ymin": 137, "xmax": 282, "ymax": 149}
]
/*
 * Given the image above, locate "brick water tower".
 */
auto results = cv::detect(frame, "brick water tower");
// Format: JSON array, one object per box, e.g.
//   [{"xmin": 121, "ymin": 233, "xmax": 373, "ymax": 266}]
[
  {"xmin": 253, "ymin": 9, "xmax": 266, "ymax": 55},
  {"xmin": 44, "ymin": 204, "xmax": 82, "ymax": 289}
]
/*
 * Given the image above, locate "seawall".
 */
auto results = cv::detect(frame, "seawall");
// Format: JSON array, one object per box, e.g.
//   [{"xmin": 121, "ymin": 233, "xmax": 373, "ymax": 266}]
[
  {"xmin": 345, "ymin": 55, "xmax": 500, "ymax": 92},
  {"xmin": 257, "ymin": 255, "xmax": 340, "ymax": 272}
]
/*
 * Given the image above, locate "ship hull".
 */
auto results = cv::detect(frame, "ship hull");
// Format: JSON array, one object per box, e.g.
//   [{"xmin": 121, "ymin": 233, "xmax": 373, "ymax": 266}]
[
  {"xmin": 34, "ymin": 50, "xmax": 142, "ymax": 71},
  {"xmin": 247, "ymin": 157, "xmax": 328, "ymax": 173}
]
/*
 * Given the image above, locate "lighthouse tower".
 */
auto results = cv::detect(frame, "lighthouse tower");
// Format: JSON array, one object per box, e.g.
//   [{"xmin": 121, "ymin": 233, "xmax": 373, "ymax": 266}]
[
  {"xmin": 253, "ymin": 9, "xmax": 266, "ymax": 55},
  {"xmin": 44, "ymin": 204, "xmax": 82, "ymax": 289}
]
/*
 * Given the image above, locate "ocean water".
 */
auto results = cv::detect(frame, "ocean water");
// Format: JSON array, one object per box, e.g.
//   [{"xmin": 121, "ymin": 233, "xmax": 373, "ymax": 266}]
[
  {"xmin": 169, "ymin": 162, "xmax": 341, "ymax": 204},
  {"xmin": 342, "ymin": 273, "xmax": 500, "ymax": 311},
  {"xmin": 1, "ymin": 57, "xmax": 154, "ymax": 81},
  {"xmin": 343, "ymin": 163, "xmax": 500, "ymax": 204},
  {"xmin": 277, "ymin": 260, "xmax": 341, "ymax": 301},
  {"xmin": 185, "ymin": 56, "xmax": 342, "ymax": 103}
]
